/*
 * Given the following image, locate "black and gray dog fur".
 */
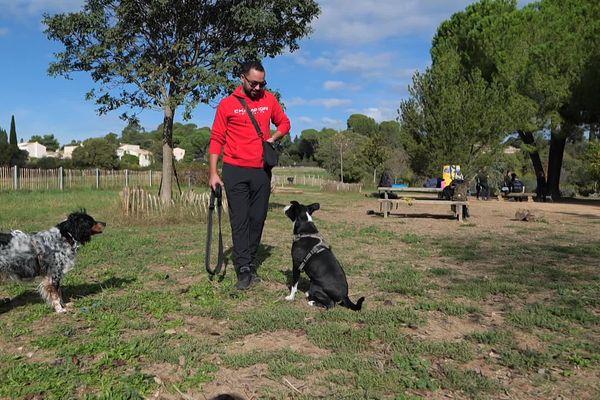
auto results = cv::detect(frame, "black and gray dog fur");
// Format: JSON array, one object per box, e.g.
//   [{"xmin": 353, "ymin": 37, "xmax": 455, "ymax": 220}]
[
  {"xmin": 0, "ymin": 211, "xmax": 105, "ymax": 313},
  {"xmin": 284, "ymin": 201, "xmax": 364, "ymax": 311}
]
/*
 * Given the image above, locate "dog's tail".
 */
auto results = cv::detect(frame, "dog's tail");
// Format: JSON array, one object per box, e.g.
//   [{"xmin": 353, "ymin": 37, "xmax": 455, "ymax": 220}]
[{"xmin": 342, "ymin": 296, "xmax": 364, "ymax": 311}]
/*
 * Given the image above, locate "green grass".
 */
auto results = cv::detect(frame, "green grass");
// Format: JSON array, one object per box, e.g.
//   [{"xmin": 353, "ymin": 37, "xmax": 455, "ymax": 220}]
[{"xmin": 0, "ymin": 188, "xmax": 598, "ymax": 399}]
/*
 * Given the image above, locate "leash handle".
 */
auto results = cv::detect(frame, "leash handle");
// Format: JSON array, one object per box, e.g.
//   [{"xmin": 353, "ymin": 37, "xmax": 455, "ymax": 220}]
[{"xmin": 205, "ymin": 184, "xmax": 225, "ymax": 279}]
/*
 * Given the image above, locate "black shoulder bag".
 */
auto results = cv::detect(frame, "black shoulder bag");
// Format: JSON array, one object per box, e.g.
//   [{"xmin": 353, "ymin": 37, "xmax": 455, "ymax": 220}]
[
  {"xmin": 235, "ymin": 96, "xmax": 279, "ymax": 168},
  {"xmin": 205, "ymin": 184, "xmax": 226, "ymax": 280}
]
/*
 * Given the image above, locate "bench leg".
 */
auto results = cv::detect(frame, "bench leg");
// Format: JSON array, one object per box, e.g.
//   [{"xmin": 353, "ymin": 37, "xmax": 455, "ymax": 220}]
[{"xmin": 457, "ymin": 205, "xmax": 463, "ymax": 222}]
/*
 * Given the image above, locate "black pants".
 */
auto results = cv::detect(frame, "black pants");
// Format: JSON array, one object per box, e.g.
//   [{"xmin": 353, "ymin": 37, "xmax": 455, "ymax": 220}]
[{"xmin": 222, "ymin": 163, "xmax": 271, "ymax": 272}]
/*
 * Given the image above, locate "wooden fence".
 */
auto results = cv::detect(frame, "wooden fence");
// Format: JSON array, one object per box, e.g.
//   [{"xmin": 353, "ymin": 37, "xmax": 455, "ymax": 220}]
[
  {"xmin": 271, "ymin": 174, "xmax": 362, "ymax": 192},
  {"xmin": 0, "ymin": 166, "xmax": 162, "ymax": 192}
]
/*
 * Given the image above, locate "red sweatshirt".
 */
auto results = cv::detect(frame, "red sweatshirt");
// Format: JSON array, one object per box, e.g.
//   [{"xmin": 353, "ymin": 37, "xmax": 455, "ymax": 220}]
[{"xmin": 209, "ymin": 86, "xmax": 291, "ymax": 168}]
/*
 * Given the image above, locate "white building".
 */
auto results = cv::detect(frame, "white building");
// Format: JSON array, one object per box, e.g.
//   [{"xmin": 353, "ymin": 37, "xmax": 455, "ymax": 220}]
[
  {"xmin": 173, "ymin": 147, "xmax": 186, "ymax": 161},
  {"xmin": 62, "ymin": 145, "xmax": 81, "ymax": 159},
  {"xmin": 18, "ymin": 142, "xmax": 47, "ymax": 158},
  {"xmin": 117, "ymin": 144, "xmax": 153, "ymax": 167}
]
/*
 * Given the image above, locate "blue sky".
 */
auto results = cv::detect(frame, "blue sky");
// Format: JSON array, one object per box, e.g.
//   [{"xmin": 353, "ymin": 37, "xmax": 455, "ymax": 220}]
[{"xmin": 0, "ymin": 0, "xmax": 531, "ymax": 146}]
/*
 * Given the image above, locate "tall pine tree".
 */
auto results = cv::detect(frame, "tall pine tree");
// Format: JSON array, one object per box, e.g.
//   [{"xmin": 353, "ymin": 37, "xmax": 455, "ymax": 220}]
[
  {"xmin": 8, "ymin": 115, "xmax": 27, "ymax": 166},
  {"xmin": 0, "ymin": 126, "xmax": 10, "ymax": 165}
]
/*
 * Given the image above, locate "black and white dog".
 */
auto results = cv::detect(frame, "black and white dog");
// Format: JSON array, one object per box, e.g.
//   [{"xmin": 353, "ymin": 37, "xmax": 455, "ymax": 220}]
[
  {"xmin": 0, "ymin": 211, "xmax": 105, "ymax": 313},
  {"xmin": 284, "ymin": 201, "xmax": 364, "ymax": 311}
]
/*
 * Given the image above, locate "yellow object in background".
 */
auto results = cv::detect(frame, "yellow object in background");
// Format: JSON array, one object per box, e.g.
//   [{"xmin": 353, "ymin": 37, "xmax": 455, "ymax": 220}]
[{"xmin": 442, "ymin": 165, "xmax": 462, "ymax": 188}]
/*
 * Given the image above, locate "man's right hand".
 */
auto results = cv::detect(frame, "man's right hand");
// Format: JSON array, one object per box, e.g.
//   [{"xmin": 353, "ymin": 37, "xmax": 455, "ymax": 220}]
[{"xmin": 209, "ymin": 173, "xmax": 224, "ymax": 191}]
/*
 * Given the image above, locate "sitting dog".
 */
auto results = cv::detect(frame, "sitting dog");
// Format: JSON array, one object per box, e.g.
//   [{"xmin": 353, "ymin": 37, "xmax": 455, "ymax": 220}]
[
  {"xmin": 0, "ymin": 211, "xmax": 105, "ymax": 313},
  {"xmin": 284, "ymin": 201, "xmax": 364, "ymax": 311}
]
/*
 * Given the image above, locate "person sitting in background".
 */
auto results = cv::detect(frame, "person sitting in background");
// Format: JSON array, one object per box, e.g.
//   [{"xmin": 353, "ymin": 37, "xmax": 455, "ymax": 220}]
[
  {"xmin": 510, "ymin": 172, "xmax": 524, "ymax": 193},
  {"xmin": 378, "ymin": 170, "xmax": 398, "ymax": 199}
]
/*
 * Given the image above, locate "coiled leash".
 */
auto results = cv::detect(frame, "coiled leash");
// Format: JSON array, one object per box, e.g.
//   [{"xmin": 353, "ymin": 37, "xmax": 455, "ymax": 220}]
[{"xmin": 205, "ymin": 184, "xmax": 226, "ymax": 281}]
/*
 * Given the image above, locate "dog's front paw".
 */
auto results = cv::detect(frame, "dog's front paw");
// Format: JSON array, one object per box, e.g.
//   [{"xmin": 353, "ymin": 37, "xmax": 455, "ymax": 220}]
[
  {"xmin": 285, "ymin": 294, "xmax": 295, "ymax": 301},
  {"xmin": 307, "ymin": 300, "xmax": 316, "ymax": 307},
  {"xmin": 55, "ymin": 306, "xmax": 68, "ymax": 313}
]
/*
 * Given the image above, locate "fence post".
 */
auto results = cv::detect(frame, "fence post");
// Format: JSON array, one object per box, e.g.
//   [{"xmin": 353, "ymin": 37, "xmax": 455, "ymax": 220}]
[
  {"xmin": 149, "ymin": 170, "xmax": 152, "ymax": 187},
  {"xmin": 13, "ymin": 165, "xmax": 19, "ymax": 191},
  {"xmin": 125, "ymin": 169, "xmax": 129, "ymax": 187},
  {"xmin": 59, "ymin": 166, "xmax": 64, "ymax": 191},
  {"xmin": 96, "ymin": 168, "xmax": 100, "ymax": 189}
]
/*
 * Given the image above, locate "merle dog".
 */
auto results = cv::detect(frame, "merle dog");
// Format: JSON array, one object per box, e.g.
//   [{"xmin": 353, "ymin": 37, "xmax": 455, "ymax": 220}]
[
  {"xmin": 284, "ymin": 201, "xmax": 364, "ymax": 311},
  {"xmin": 0, "ymin": 211, "xmax": 105, "ymax": 313}
]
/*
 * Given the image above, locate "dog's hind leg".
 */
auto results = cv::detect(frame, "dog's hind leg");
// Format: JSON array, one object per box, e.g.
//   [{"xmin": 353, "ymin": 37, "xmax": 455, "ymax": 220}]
[
  {"xmin": 308, "ymin": 283, "xmax": 335, "ymax": 309},
  {"xmin": 38, "ymin": 276, "xmax": 66, "ymax": 313}
]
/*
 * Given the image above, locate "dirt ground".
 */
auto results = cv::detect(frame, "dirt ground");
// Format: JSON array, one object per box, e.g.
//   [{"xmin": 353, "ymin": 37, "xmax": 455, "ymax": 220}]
[
  {"xmin": 166, "ymin": 196, "xmax": 599, "ymax": 400},
  {"xmin": 342, "ymin": 195, "xmax": 600, "ymax": 234}
]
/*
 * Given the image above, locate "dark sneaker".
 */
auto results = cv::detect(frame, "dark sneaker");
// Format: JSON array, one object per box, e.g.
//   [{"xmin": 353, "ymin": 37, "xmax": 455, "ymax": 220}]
[{"xmin": 235, "ymin": 266, "xmax": 253, "ymax": 290}]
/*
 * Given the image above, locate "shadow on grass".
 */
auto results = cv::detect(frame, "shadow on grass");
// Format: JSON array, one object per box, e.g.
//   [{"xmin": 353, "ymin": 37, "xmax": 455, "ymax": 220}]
[{"xmin": 0, "ymin": 277, "xmax": 134, "ymax": 314}]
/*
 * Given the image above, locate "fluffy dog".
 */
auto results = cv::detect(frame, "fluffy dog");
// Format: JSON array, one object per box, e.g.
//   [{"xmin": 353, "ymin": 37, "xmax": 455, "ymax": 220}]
[
  {"xmin": 284, "ymin": 201, "xmax": 364, "ymax": 311},
  {"xmin": 0, "ymin": 211, "xmax": 105, "ymax": 313}
]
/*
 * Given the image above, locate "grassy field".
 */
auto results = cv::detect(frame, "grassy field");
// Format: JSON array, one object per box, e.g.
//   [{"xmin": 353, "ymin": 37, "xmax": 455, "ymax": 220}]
[{"xmin": 0, "ymin": 187, "xmax": 599, "ymax": 399}]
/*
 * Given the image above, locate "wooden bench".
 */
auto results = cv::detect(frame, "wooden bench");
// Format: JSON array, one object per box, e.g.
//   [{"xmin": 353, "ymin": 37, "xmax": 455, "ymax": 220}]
[
  {"xmin": 376, "ymin": 187, "xmax": 468, "ymax": 221},
  {"xmin": 499, "ymin": 192, "xmax": 535, "ymax": 202}
]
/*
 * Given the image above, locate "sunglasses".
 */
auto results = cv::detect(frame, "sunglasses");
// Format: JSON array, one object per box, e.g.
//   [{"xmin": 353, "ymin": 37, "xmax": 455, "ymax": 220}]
[{"xmin": 243, "ymin": 75, "xmax": 267, "ymax": 88}]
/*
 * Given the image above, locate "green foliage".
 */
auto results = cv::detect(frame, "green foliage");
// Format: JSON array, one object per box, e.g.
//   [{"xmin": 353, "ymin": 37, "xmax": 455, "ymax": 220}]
[
  {"xmin": 315, "ymin": 130, "xmax": 367, "ymax": 182},
  {"xmin": 44, "ymin": 0, "xmax": 320, "ymax": 199},
  {"xmin": 29, "ymin": 134, "xmax": 60, "ymax": 151},
  {"xmin": 72, "ymin": 138, "xmax": 119, "ymax": 169},
  {"xmin": 347, "ymin": 113, "xmax": 379, "ymax": 137}
]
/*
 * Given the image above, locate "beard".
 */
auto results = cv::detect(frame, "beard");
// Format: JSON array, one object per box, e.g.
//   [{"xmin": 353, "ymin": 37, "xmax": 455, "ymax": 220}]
[{"xmin": 244, "ymin": 86, "xmax": 263, "ymax": 100}]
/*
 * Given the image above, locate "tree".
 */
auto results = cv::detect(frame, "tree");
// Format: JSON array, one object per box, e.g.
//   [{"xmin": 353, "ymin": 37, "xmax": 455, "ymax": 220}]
[
  {"xmin": 584, "ymin": 141, "xmax": 600, "ymax": 192},
  {"xmin": 399, "ymin": 49, "xmax": 510, "ymax": 179},
  {"xmin": 347, "ymin": 114, "xmax": 378, "ymax": 137},
  {"xmin": 315, "ymin": 131, "xmax": 366, "ymax": 183},
  {"xmin": 72, "ymin": 138, "xmax": 119, "ymax": 169},
  {"xmin": 0, "ymin": 127, "xmax": 10, "ymax": 165},
  {"xmin": 29, "ymin": 134, "xmax": 60, "ymax": 151},
  {"xmin": 8, "ymin": 115, "xmax": 27, "ymax": 166},
  {"xmin": 432, "ymin": 0, "xmax": 600, "ymax": 198},
  {"xmin": 44, "ymin": 0, "xmax": 320, "ymax": 204}
]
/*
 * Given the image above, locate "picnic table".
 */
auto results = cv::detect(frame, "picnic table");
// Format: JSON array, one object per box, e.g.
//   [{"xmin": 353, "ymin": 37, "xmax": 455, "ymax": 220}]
[{"xmin": 377, "ymin": 187, "xmax": 469, "ymax": 222}]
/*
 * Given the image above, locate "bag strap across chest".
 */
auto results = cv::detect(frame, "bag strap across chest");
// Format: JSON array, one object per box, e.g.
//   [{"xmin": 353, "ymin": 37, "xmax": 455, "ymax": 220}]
[{"xmin": 236, "ymin": 96, "xmax": 264, "ymax": 139}]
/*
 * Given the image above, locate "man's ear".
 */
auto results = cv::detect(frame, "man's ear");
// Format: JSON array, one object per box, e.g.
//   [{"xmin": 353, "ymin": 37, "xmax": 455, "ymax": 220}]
[{"xmin": 307, "ymin": 203, "xmax": 320, "ymax": 214}]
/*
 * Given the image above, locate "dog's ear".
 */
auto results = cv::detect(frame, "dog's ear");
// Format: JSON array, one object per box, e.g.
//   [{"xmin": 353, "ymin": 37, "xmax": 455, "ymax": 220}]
[
  {"xmin": 284, "ymin": 201, "xmax": 299, "ymax": 221},
  {"xmin": 307, "ymin": 203, "xmax": 320, "ymax": 214}
]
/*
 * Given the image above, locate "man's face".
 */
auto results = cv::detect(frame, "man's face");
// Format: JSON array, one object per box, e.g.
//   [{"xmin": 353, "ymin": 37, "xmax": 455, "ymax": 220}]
[{"xmin": 241, "ymin": 68, "xmax": 266, "ymax": 100}]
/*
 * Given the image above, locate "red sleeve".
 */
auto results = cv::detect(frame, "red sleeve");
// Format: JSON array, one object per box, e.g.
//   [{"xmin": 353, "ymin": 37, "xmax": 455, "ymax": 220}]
[
  {"xmin": 209, "ymin": 99, "xmax": 228, "ymax": 155},
  {"xmin": 270, "ymin": 96, "xmax": 291, "ymax": 136}
]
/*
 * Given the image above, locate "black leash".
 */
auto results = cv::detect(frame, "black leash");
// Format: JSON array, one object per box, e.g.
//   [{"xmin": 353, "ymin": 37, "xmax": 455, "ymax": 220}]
[{"xmin": 205, "ymin": 184, "xmax": 226, "ymax": 280}]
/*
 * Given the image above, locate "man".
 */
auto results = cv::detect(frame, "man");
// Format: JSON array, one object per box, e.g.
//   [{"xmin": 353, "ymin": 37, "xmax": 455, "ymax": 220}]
[{"xmin": 208, "ymin": 60, "xmax": 291, "ymax": 290}]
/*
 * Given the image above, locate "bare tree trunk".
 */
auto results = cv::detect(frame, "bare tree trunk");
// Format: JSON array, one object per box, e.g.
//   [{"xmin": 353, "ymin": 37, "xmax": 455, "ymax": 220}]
[
  {"xmin": 547, "ymin": 126, "xmax": 569, "ymax": 201},
  {"xmin": 159, "ymin": 104, "xmax": 175, "ymax": 204},
  {"xmin": 518, "ymin": 130, "xmax": 547, "ymax": 201},
  {"xmin": 340, "ymin": 146, "xmax": 344, "ymax": 183}
]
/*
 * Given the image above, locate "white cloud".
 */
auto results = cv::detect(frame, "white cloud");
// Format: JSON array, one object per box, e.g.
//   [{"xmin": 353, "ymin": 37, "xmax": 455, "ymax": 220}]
[
  {"xmin": 285, "ymin": 97, "xmax": 351, "ymax": 109},
  {"xmin": 323, "ymin": 80, "xmax": 344, "ymax": 90},
  {"xmin": 321, "ymin": 117, "xmax": 343, "ymax": 129},
  {"xmin": 296, "ymin": 116, "xmax": 314, "ymax": 124},
  {"xmin": 0, "ymin": 0, "xmax": 83, "ymax": 18},
  {"xmin": 362, "ymin": 107, "xmax": 397, "ymax": 122},
  {"xmin": 318, "ymin": 98, "xmax": 351, "ymax": 108},
  {"xmin": 313, "ymin": 0, "xmax": 474, "ymax": 45}
]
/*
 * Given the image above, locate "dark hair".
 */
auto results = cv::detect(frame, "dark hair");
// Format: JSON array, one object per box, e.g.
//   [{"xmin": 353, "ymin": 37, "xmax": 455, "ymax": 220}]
[{"xmin": 240, "ymin": 60, "xmax": 264, "ymax": 75}]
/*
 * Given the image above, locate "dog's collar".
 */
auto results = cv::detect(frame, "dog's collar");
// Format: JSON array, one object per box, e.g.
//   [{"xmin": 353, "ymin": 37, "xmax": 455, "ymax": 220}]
[
  {"xmin": 63, "ymin": 232, "xmax": 80, "ymax": 249},
  {"xmin": 293, "ymin": 233, "xmax": 330, "ymax": 272}
]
